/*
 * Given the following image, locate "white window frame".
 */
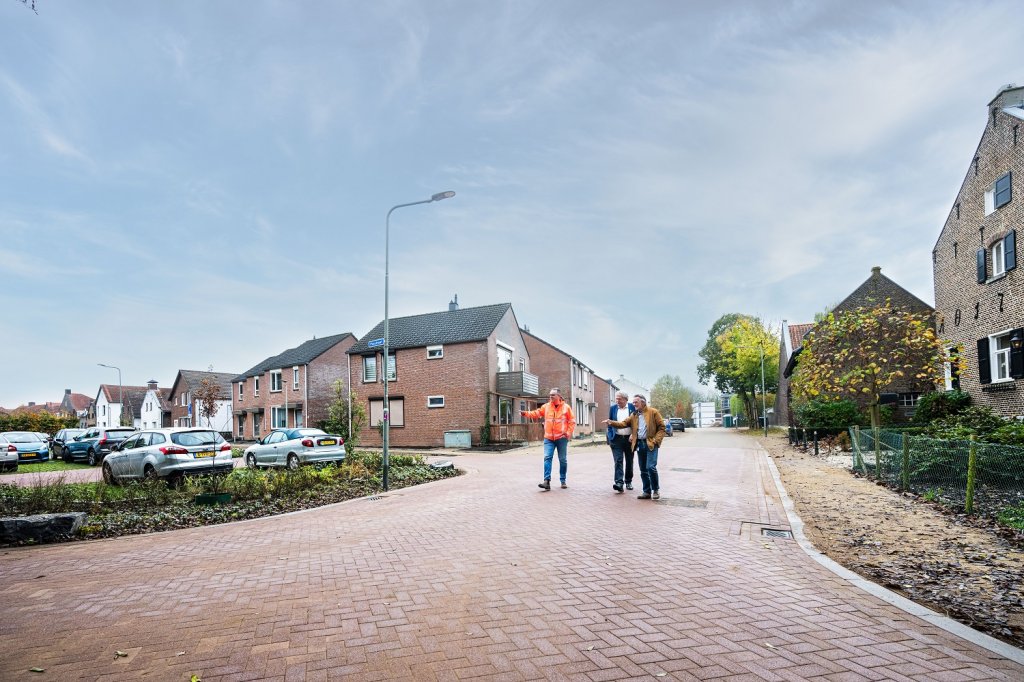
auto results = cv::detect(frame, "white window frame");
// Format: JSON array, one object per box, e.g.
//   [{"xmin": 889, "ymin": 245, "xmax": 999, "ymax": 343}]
[
  {"xmin": 427, "ymin": 395, "xmax": 445, "ymax": 408},
  {"xmin": 993, "ymin": 238, "xmax": 1007, "ymax": 277},
  {"xmin": 898, "ymin": 393, "xmax": 921, "ymax": 408},
  {"xmin": 985, "ymin": 187, "xmax": 996, "ymax": 215},
  {"xmin": 427, "ymin": 345, "xmax": 443, "ymax": 359},
  {"xmin": 369, "ymin": 398, "xmax": 404, "ymax": 426},
  {"xmin": 991, "ymin": 330, "xmax": 1013, "ymax": 382},
  {"xmin": 238, "ymin": 382, "xmax": 244, "ymax": 400},
  {"xmin": 293, "ymin": 366, "xmax": 300, "ymax": 389},
  {"xmin": 363, "ymin": 355, "xmax": 377, "ymax": 383},
  {"xmin": 270, "ymin": 370, "xmax": 283, "ymax": 393},
  {"xmin": 386, "ymin": 353, "xmax": 396, "ymax": 381},
  {"xmin": 271, "ymin": 406, "xmax": 286, "ymax": 428},
  {"xmin": 254, "ymin": 377, "xmax": 260, "ymax": 397}
]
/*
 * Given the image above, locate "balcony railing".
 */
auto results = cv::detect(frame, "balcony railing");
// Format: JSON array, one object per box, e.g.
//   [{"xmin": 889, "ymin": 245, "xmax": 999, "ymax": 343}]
[
  {"xmin": 489, "ymin": 423, "xmax": 543, "ymax": 443},
  {"xmin": 496, "ymin": 371, "xmax": 540, "ymax": 397}
]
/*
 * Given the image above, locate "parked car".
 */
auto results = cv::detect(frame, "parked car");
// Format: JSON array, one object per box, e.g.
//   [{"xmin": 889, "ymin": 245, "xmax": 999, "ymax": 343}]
[
  {"xmin": 0, "ymin": 431, "xmax": 50, "ymax": 463},
  {"xmin": 0, "ymin": 434, "xmax": 18, "ymax": 472},
  {"xmin": 664, "ymin": 420, "xmax": 673, "ymax": 437},
  {"xmin": 64, "ymin": 426, "xmax": 137, "ymax": 465},
  {"xmin": 102, "ymin": 428, "xmax": 233, "ymax": 485},
  {"xmin": 51, "ymin": 428, "xmax": 86, "ymax": 460},
  {"xmin": 668, "ymin": 417, "xmax": 685, "ymax": 433},
  {"xmin": 244, "ymin": 428, "xmax": 346, "ymax": 470}
]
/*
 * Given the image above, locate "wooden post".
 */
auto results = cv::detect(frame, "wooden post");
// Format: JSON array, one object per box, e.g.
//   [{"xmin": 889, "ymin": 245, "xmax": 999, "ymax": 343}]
[{"xmin": 965, "ymin": 434, "xmax": 978, "ymax": 515}]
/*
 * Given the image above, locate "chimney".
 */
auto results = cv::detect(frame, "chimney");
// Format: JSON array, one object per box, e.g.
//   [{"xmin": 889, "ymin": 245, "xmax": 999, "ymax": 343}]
[
  {"xmin": 65, "ymin": 388, "xmax": 71, "ymax": 396},
  {"xmin": 449, "ymin": 294, "xmax": 459, "ymax": 311},
  {"xmin": 871, "ymin": 266, "xmax": 881, "ymax": 276},
  {"xmin": 28, "ymin": 402, "xmax": 35, "ymax": 407},
  {"xmin": 147, "ymin": 379, "xmax": 158, "ymax": 390}
]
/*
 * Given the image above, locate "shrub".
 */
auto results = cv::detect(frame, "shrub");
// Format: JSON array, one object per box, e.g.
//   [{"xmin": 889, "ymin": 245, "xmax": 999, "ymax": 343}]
[
  {"xmin": 911, "ymin": 390, "xmax": 972, "ymax": 425},
  {"xmin": 795, "ymin": 399, "xmax": 862, "ymax": 429},
  {"xmin": 989, "ymin": 420, "xmax": 1024, "ymax": 446},
  {"xmin": 925, "ymin": 406, "xmax": 1007, "ymax": 441}
]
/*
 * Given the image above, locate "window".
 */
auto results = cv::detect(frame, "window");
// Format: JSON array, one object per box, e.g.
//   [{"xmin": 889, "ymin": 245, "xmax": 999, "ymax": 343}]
[
  {"xmin": 271, "ymin": 370, "xmax": 282, "ymax": 392},
  {"xmin": 992, "ymin": 230, "xmax": 1017, "ymax": 278},
  {"xmin": 386, "ymin": 353, "xmax": 396, "ymax": 381},
  {"xmin": 238, "ymin": 382, "xmax": 244, "ymax": 400},
  {"xmin": 427, "ymin": 395, "xmax": 445, "ymax": 408},
  {"xmin": 294, "ymin": 408, "xmax": 303, "ymax": 427},
  {"xmin": 293, "ymin": 367, "xmax": 300, "ymax": 389},
  {"xmin": 101, "ymin": 405, "xmax": 106, "ymax": 416},
  {"xmin": 497, "ymin": 343, "xmax": 513, "ymax": 372},
  {"xmin": 427, "ymin": 345, "xmax": 443, "ymax": 359},
  {"xmin": 944, "ymin": 346, "xmax": 961, "ymax": 391},
  {"xmin": 362, "ymin": 355, "xmax": 377, "ymax": 382},
  {"xmin": 254, "ymin": 377, "xmax": 260, "ymax": 397},
  {"xmin": 985, "ymin": 172, "xmax": 1012, "ymax": 215},
  {"xmin": 271, "ymin": 406, "xmax": 286, "ymax": 428},
  {"xmin": 519, "ymin": 357, "xmax": 525, "ymax": 371},
  {"xmin": 237, "ymin": 414, "xmax": 246, "ymax": 437},
  {"xmin": 369, "ymin": 398, "xmax": 404, "ymax": 426},
  {"xmin": 898, "ymin": 393, "xmax": 921, "ymax": 408}
]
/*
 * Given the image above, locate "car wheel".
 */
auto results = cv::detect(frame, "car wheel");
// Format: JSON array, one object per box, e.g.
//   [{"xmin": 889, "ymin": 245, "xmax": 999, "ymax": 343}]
[
  {"xmin": 87, "ymin": 449, "xmax": 99, "ymax": 466},
  {"xmin": 102, "ymin": 462, "xmax": 118, "ymax": 485},
  {"xmin": 287, "ymin": 454, "xmax": 299, "ymax": 471},
  {"xmin": 144, "ymin": 465, "xmax": 159, "ymax": 483},
  {"xmin": 62, "ymin": 447, "xmax": 71, "ymax": 462},
  {"xmin": 246, "ymin": 453, "xmax": 257, "ymax": 469}
]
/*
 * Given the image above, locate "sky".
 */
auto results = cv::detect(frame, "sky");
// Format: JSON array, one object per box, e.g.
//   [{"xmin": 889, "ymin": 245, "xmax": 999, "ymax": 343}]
[{"xmin": 1, "ymin": 0, "xmax": 1023, "ymax": 408}]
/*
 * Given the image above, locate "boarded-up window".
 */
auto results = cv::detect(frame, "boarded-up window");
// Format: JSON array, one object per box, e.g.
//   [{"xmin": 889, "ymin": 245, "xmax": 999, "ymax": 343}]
[{"xmin": 369, "ymin": 398, "xmax": 405, "ymax": 427}]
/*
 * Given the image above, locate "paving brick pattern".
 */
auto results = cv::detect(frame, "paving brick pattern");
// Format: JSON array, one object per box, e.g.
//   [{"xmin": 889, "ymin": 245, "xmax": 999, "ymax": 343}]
[{"xmin": 1, "ymin": 430, "xmax": 1021, "ymax": 681}]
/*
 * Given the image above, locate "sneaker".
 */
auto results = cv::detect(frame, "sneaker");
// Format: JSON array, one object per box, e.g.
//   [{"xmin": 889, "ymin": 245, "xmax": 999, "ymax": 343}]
[
  {"xmin": 625, "ymin": 483, "xmax": 633, "ymax": 490},
  {"xmin": 613, "ymin": 484, "xmax": 623, "ymax": 493},
  {"xmin": 538, "ymin": 480, "xmax": 550, "ymax": 490},
  {"xmin": 637, "ymin": 493, "xmax": 651, "ymax": 499},
  {"xmin": 652, "ymin": 492, "xmax": 660, "ymax": 500},
  {"xmin": 560, "ymin": 482, "xmax": 568, "ymax": 489}
]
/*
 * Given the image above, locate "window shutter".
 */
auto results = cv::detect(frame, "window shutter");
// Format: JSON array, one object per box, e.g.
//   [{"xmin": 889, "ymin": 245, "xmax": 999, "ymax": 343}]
[
  {"xmin": 976, "ymin": 248, "xmax": 987, "ymax": 283},
  {"xmin": 995, "ymin": 172, "xmax": 1012, "ymax": 208},
  {"xmin": 1011, "ymin": 328, "xmax": 1024, "ymax": 379},
  {"xmin": 977, "ymin": 338, "xmax": 991, "ymax": 384},
  {"xmin": 1006, "ymin": 229, "xmax": 1017, "ymax": 271}
]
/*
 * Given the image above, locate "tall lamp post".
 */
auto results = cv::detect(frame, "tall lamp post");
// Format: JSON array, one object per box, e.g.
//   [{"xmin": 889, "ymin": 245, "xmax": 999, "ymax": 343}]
[
  {"xmin": 97, "ymin": 363, "xmax": 122, "ymax": 427},
  {"xmin": 382, "ymin": 191, "xmax": 455, "ymax": 491}
]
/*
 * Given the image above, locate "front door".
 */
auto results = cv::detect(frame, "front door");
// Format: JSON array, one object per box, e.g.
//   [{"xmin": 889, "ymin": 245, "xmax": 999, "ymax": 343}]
[{"xmin": 498, "ymin": 398, "xmax": 513, "ymax": 425}]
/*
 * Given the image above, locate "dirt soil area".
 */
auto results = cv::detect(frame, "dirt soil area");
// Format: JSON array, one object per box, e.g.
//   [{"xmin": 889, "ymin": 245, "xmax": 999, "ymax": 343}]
[{"xmin": 758, "ymin": 431, "xmax": 1024, "ymax": 649}]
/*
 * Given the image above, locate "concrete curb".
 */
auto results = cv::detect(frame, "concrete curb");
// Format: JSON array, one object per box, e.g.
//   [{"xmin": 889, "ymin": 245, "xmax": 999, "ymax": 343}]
[{"xmin": 759, "ymin": 445, "xmax": 1024, "ymax": 665}]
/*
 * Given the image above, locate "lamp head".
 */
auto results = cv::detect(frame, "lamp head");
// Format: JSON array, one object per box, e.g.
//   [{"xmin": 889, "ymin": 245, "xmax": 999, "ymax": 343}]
[
  {"xmin": 1011, "ymin": 332, "xmax": 1023, "ymax": 350},
  {"xmin": 431, "ymin": 191, "xmax": 456, "ymax": 202}
]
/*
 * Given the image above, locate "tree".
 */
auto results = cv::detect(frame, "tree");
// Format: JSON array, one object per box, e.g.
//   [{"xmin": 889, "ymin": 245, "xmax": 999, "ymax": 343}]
[
  {"xmin": 194, "ymin": 378, "xmax": 222, "ymax": 431},
  {"xmin": 650, "ymin": 375, "xmax": 696, "ymax": 418},
  {"xmin": 698, "ymin": 314, "xmax": 780, "ymax": 429},
  {"xmin": 322, "ymin": 381, "xmax": 367, "ymax": 450},
  {"xmin": 791, "ymin": 301, "xmax": 952, "ymax": 429}
]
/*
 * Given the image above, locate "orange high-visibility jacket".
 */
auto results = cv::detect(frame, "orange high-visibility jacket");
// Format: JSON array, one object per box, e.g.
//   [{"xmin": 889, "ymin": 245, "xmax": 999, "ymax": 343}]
[{"xmin": 523, "ymin": 401, "xmax": 575, "ymax": 441}]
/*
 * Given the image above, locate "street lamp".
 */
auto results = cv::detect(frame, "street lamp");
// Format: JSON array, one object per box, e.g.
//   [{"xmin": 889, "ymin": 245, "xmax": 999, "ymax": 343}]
[
  {"xmin": 97, "ymin": 363, "xmax": 122, "ymax": 427},
  {"xmin": 382, "ymin": 191, "xmax": 455, "ymax": 491}
]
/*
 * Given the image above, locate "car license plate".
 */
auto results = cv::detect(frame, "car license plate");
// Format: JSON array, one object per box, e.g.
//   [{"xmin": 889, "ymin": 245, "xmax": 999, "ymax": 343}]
[
  {"xmin": 319, "ymin": 439, "xmax": 336, "ymax": 446},
  {"xmin": 23, "ymin": 453, "xmax": 36, "ymax": 458},
  {"xmin": 194, "ymin": 451, "xmax": 215, "ymax": 458}
]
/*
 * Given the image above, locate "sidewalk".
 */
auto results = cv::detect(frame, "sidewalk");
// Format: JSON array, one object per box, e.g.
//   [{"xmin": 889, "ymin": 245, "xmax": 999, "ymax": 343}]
[{"xmin": 0, "ymin": 430, "xmax": 1020, "ymax": 680}]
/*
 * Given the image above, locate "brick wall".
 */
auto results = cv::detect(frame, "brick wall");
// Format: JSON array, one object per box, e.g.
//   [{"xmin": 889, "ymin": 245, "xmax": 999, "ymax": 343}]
[
  {"xmin": 307, "ymin": 336, "xmax": 356, "ymax": 427},
  {"xmin": 933, "ymin": 97, "xmax": 1024, "ymax": 417}
]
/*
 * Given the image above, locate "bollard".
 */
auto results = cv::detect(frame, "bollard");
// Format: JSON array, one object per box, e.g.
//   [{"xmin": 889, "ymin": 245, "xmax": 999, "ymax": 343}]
[
  {"xmin": 801, "ymin": 428, "xmax": 807, "ymax": 451},
  {"xmin": 965, "ymin": 435, "xmax": 978, "ymax": 515},
  {"xmin": 813, "ymin": 430, "xmax": 818, "ymax": 456}
]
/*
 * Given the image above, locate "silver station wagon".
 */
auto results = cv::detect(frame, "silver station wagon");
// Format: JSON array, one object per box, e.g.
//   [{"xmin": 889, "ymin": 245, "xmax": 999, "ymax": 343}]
[
  {"xmin": 243, "ymin": 428, "xmax": 346, "ymax": 470},
  {"xmin": 102, "ymin": 428, "xmax": 234, "ymax": 484}
]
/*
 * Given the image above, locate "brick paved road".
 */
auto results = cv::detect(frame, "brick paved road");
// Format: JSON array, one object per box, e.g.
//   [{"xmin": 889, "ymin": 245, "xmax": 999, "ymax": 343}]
[{"xmin": 1, "ymin": 430, "xmax": 1021, "ymax": 680}]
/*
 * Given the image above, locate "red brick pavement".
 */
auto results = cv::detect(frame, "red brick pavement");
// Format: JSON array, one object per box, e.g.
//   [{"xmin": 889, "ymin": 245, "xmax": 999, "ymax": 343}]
[{"xmin": 0, "ymin": 430, "xmax": 1021, "ymax": 681}]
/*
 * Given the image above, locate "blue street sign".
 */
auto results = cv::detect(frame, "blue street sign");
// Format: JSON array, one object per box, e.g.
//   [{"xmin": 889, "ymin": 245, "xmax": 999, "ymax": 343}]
[{"xmin": 367, "ymin": 337, "xmax": 385, "ymax": 348}]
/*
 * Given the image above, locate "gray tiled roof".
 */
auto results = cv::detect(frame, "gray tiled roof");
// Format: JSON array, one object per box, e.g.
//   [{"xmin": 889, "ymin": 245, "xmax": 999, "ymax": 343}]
[
  {"xmin": 234, "ymin": 333, "xmax": 354, "ymax": 382},
  {"xmin": 348, "ymin": 303, "xmax": 512, "ymax": 354},
  {"xmin": 178, "ymin": 370, "xmax": 237, "ymax": 395}
]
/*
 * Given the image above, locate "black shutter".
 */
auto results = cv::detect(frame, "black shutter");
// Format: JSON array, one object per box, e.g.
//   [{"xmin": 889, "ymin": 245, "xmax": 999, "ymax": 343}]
[
  {"xmin": 995, "ymin": 171, "xmax": 1012, "ymax": 208},
  {"xmin": 1011, "ymin": 328, "xmax": 1024, "ymax": 379},
  {"xmin": 976, "ymin": 248, "xmax": 987, "ymax": 283},
  {"xmin": 977, "ymin": 338, "xmax": 991, "ymax": 384},
  {"xmin": 1006, "ymin": 229, "xmax": 1017, "ymax": 271}
]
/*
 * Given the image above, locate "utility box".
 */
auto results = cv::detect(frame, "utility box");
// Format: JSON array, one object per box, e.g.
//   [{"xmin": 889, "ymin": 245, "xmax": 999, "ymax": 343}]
[
  {"xmin": 443, "ymin": 430, "xmax": 472, "ymax": 448},
  {"xmin": 723, "ymin": 415, "xmax": 734, "ymax": 428}
]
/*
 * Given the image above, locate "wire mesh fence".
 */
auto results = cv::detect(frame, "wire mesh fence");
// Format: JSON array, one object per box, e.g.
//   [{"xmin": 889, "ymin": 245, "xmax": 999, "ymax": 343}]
[{"xmin": 849, "ymin": 427, "xmax": 1024, "ymax": 518}]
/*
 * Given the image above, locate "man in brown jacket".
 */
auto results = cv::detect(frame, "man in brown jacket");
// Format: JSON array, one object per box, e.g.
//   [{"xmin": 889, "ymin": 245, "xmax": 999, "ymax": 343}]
[{"xmin": 603, "ymin": 394, "xmax": 666, "ymax": 500}]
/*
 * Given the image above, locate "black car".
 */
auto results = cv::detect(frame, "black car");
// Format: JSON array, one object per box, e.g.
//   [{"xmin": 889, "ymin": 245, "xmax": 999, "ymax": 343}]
[
  {"xmin": 65, "ymin": 427, "xmax": 138, "ymax": 465},
  {"xmin": 51, "ymin": 428, "xmax": 86, "ymax": 460},
  {"xmin": 668, "ymin": 417, "xmax": 685, "ymax": 433}
]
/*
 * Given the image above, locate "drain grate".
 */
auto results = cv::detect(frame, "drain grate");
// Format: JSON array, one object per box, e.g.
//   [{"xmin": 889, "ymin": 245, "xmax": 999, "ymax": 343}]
[
  {"xmin": 761, "ymin": 528, "xmax": 793, "ymax": 539},
  {"xmin": 655, "ymin": 498, "xmax": 708, "ymax": 508},
  {"xmin": 670, "ymin": 468, "xmax": 702, "ymax": 473},
  {"xmin": 365, "ymin": 495, "xmax": 385, "ymax": 501}
]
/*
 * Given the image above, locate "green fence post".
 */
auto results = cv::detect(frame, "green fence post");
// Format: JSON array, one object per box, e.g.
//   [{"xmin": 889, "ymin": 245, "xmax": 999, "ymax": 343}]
[
  {"xmin": 873, "ymin": 425, "xmax": 881, "ymax": 480},
  {"xmin": 901, "ymin": 432, "xmax": 910, "ymax": 491},
  {"xmin": 965, "ymin": 434, "xmax": 977, "ymax": 515}
]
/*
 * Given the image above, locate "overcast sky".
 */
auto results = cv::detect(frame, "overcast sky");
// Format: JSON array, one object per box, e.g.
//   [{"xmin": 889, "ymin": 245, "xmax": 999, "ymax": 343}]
[{"xmin": 1, "ymin": 0, "xmax": 1022, "ymax": 408}]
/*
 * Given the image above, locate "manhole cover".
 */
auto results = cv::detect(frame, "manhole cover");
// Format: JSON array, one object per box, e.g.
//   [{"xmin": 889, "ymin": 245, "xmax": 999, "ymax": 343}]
[
  {"xmin": 670, "ymin": 468, "xmax": 702, "ymax": 472},
  {"xmin": 761, "ymin": 528, "xmax": 793, "ymax": 539},
  {"xmin": 655, "ymin": 498, "xmax": 708, "ymax": 508}
]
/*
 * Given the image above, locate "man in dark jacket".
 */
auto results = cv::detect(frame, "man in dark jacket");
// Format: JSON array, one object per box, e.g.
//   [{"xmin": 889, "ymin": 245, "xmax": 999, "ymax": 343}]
[
  {"xmin": 604, "ymin": 394, "xmax": 667, "ymax": 500},
  {"xmin": 606, "ymin": 390, "xmax": 636, "ymax": 492}
]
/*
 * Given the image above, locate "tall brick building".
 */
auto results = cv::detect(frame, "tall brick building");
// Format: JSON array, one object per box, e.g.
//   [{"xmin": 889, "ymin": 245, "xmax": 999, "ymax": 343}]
[
  {"xmin": 933, "ymin": 84, "xmax": 1024, "ymax": 417},
  {"xmin": 521, "ymin": 329, "xmax": 597, "ymax": 436},
  {"xmin": 347, "ymin": 302, "xmax": 540, "ymax": 447}
]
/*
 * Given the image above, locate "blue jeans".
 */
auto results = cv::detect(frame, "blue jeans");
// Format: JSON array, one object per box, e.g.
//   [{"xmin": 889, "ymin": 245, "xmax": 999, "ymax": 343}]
[
  {"xmin": 543, "ymin": 437, "xmax": 568, "ymax": 482},
  {"xmin": 637, "ymin": 443, "xmax": 659, "ymax": 494},
  {"xmin": 608, "ymin": 435, "xmax": 631, "ymax": 485}
]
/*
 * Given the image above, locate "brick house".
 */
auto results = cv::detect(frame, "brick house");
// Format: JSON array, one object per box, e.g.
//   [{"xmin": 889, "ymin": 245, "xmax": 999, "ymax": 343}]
[
  {"xmin": 140, "ymin": 380, "xmax": 172, "ymax": 430},
  {"xmin": 593, "ymin": 375, "xmax": 614, "ymax": 435},
  {"xmin": 58, "ymin": 389, "xmax": 93, "ymax": 427},
  {"xmin": 933, "ymin": 84, "xmax": 1024, "ymax": 418},
  {"xmin": 168, "ymin": 371, "xmax": 237, "ymax": 434},
  {"xmin": 347, "ymin": 302, "xmax": 541, "ymax": 447},
  {"xmin": 521, "ymin": 329, "xmax": 597, "ymax": 436},
  {"xmin": 775, "ymin": 321, "xmax": 813, "ymax": 426},
  {"xmin": 232, "ymin": 333, "xmax": 356, "ymax": 441},
  {"xmin": 94, "ymin": 384, "xmax": 150, "ymax": 428},
  {"xmin": 784, "ymin": 267, "xmax": 934, "ymax": 420}
]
